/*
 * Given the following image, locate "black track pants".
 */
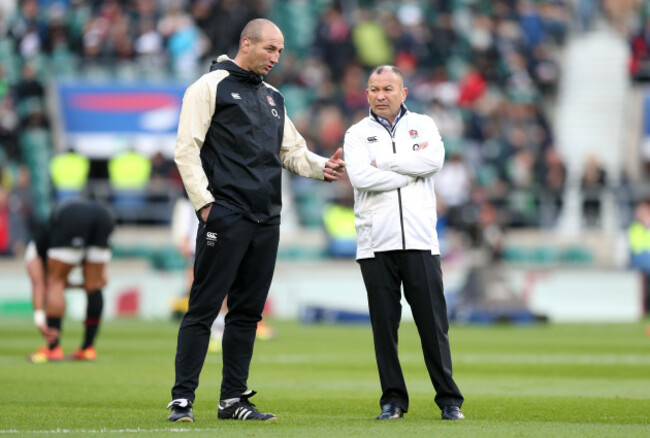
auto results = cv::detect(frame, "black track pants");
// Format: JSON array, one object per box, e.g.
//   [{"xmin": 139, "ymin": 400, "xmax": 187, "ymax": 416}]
[
  {"xmin": 359, "ymin": 251, "xmax": 463, "ymax": 412},
  {"xmin": 171, "ymin": 204, "xmax": 279, "ymax": 401}
]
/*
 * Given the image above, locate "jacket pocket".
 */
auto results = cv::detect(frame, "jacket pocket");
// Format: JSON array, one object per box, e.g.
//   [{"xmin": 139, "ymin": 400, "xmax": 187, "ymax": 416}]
[
  {"xmin": 206, "ymin": 203, "xmax": 241, "ymax": 231},
  {"xmin": 402, "ymin": 205, "xmax": 436, "ymax": 247},
  {"xmin": 370, "ymin": 206, "xmax": 400, "ymax": 250}
]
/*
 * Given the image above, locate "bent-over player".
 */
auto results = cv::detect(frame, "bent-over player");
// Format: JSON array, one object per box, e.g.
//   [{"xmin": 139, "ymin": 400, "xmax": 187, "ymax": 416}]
[{"xmin": 26, "ymin": 199, "xmax": 114, "ymax": 363}]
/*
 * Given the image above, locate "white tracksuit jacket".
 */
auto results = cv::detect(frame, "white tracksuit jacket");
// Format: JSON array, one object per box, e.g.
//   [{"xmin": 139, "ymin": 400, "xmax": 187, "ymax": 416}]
[{"xmin": 344, "ymin": 107, "xmax": 445, "ymax": 260}]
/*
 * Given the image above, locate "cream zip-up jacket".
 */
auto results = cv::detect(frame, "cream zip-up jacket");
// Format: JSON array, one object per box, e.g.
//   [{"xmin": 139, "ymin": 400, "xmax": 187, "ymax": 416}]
[
  {"xmin": 344, "ymin": 107, "xmax": 445, "ymax": 260},
  {"xmin": 174, "ymin": 55, "xmax": 327, "ymax": 223}
]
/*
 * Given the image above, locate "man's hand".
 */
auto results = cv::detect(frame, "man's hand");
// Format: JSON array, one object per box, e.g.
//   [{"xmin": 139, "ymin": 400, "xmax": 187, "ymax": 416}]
[
  {"xmin": 324, "ymin": 147, "xmax": 346, "ymax": 182},
  {"xmin": 37, "ymin": 324, "xmax": 60, "ymax": 344},
  {"xmin": 370, "ymin": 141, "xmax": 429, "ymax": 167},
  {"xmin": 200, "ymin": 204, "xmax": 213, "ymax": 222}
]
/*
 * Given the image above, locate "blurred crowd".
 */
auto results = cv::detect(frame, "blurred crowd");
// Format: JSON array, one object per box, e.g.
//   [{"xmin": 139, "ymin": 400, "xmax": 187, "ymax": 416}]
[
  {"xmin": 275, "ymin": 0, "xmax": 574, "ymax": 260},
  {"xmin": 627, "ymin": 1, "xmax": 650, "ymax": 81},
  {"xmin": 0, "ymin": 0, "xmax": 639, "ymax": 260}
]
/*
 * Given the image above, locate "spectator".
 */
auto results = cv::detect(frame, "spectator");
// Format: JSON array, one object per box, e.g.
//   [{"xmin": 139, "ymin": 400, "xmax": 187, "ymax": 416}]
[
  {"xmin": 580, "ymin": 153, "xmax": 607, "ymax": 228},
  {"xmin": 538, "ymin": 146, "xmax": 566, "ymax": 227},
  {"xmin": 0, "ymin": 186, "xmax": 10, "ymax": 255},
  {"xmin": 518, "ymin": 0, "xmax": 546, "ymax": 48},
  {"xmin": 627, "ymin": 199, "xmax": 650, "ymax": 314},
  {"xmin": 435, "ymin": 151, "xmax": 473, "ymax": 229},
  {"xmin": 0, "ymin": 89, "xmax": 19, "ymax": 162},
  {"xmin": 50, "ymin": 148, "xmax": 90, "ymax": 201},
  {"xmin": 473, "ymin": 201, "xmax": 506, "ymax": 262},
  {"xmin": 13, "ymin": 63, "xmax": 45, "ymax": 106},
  {"xmin": 457, "ymin": 67, "xmax": 488, "ymax": 108},
  {"xmin": 10, "ymin": 0, "xmax": 47, "ymax": 60},
  {"xmin": 312, "ymin": 4, "xmax": 355, "ymax": 81},
  {"xmin": 630, "ymin": 18, "xmax": 650, "ymax": 81},
  {"xmin": 149, "ymin": 151, "xmax": 176, "ymax": 192},
  {"xmin": 133, "ymin": 18, "xmax": 165, "ymax": 70},
  {"xmin": 322, "ymin": 171, "xmax": 356, "ymax": 258},
  {"xmin": 108, "ymin": 147, "xmax": 152, "ymax": 215},
  {"xmin": 8, "ymin": 165, "xmax": 34, "ymax": 256}
]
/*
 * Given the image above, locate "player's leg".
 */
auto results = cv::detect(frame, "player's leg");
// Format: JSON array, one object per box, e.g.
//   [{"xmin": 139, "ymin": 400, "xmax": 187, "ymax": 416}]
[
  {"xmin": 70, "ymin": 202, "xmax": 113, "ymax": 360},
  {"xmin": 171, "ymin": 205, "xmax": 250, "ymax": 405},
  {"xmin": 30, "ymin": 201, "xmax": 90, "ymax": 362},
  {"xmin": 217, "ymin": 221, "xmax": 278, "ymax": 421},
  {"xmin": 220, "ymin": 222, "xmax": 278, "ymax": 399},
  {"xmin": 400, "ymin": 252, "xmax": 464, "ymax": 413},
  {"xmin": 68, "ymin": 261, "xmax": 106, "ymax": 360},
  {"xmin": 27, "ymin": 257, "xmax": 75, "ymax": 363},
  {"xmin": 359, "ymin": 252, "xmax": 408, "ymax": 417}
]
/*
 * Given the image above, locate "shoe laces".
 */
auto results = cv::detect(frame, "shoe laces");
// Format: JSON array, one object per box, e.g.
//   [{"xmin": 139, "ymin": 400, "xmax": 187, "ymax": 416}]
[
  {"xmin": 167, "ymin": 399, "xmax": 192, "ymax": 409},
  {"xmin": 239, "ymin": 391, "xmax": 258, "ymax": 409}
]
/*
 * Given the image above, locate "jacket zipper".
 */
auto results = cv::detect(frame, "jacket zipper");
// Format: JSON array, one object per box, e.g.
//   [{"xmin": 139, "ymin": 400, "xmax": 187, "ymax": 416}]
[
  {"xmin": 374, "ymin": 116, "xmax": 406, "ymax": 250},
  {"xmin": 253, "ymin": 85, "xmax": 264, "ymax": 223},
  {"xmin": 392, "ymin": 134, "xmax": 406, "ymax": 250}
]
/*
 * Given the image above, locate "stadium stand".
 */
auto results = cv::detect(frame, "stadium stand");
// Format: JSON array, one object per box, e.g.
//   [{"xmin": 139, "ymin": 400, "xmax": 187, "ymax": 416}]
[{"xmin": 0, "ymin": 0, "xmax": 645, "ymax": 279}]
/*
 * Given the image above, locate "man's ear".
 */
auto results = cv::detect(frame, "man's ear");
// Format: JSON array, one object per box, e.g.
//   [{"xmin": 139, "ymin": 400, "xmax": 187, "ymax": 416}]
[
  {"xmin": 241, "ymin": 37, "xmax": 251, "ymax": 53},
  {"xmin": 402, "ymin": 87, "xmax": 408, "ymax": 102}
]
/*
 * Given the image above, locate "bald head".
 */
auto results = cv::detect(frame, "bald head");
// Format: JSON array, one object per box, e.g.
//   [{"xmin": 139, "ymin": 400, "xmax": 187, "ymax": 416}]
[
  {"xmin": 234, "ymin": 18, "xmax": 285, "ymax": 76},
  {"xmin": 240, "ymin": 18, "xmax": 282, "ymax": 44}
]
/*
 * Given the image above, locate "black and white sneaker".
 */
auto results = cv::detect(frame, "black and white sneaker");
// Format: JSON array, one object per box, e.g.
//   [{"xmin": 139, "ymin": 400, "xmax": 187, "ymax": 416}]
[
  {"xmin": 167, "ymin": 399, "xmax": 194, "ymax": 422},
  {"xmin": 218, "ymin": 390, "xmax": 277, "ymax": 421}
]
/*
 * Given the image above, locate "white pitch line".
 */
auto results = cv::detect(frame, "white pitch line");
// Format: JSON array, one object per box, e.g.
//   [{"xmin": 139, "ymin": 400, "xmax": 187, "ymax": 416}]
[
  {"xmin": 0, "ymin": 428, "xmax": 219, "ymax": 435},
  {"xmin": 455, "ymin": 353, "xmax": 650, "ymax": 365}
]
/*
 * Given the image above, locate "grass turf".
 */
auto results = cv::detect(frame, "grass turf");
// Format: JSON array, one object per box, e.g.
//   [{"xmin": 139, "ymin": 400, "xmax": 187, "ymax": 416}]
[{"xmin": 1, "ymin": 317, "xmax": 648, "ymax": 437}]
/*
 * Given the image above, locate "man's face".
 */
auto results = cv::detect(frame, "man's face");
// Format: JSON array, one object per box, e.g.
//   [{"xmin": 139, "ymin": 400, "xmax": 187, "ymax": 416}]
[
  {"xmin": 242, "ymin": 25, "xmax": 284, "ymax": 76},
  {"xmin": 366, "ymin": 70, "xmax": 407, "ymax": 123}
]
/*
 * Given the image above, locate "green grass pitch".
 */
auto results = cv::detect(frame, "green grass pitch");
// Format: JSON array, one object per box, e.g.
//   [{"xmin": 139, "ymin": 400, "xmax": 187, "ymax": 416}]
[{"xmin": 1, "ymin": 317, "xmax": 649, "ymax": 437}]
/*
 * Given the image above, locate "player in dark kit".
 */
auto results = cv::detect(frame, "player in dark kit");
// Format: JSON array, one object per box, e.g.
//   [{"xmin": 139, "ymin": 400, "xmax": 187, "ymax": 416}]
[{"xmin": 25, "ymin": 199, "xmax": 114, "ymax": 363}]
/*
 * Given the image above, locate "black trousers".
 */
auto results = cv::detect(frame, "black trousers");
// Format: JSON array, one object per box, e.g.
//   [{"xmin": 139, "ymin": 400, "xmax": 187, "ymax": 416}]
[
  {"xmin": 359, "ymin": 251, "xmax": 463, "ymax": 412},
  {"xmin": 171, "ymin": 204, "xmax": 279, "ymax": 401}
]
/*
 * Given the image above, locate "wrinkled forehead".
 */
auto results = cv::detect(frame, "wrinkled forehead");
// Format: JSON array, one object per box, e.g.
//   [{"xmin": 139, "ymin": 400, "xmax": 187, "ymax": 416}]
[
  {"xmin": 367, "ymin": 71, "xmax": 403, "ymax": 89},
  {"xmin": 255, "ymin": 24, "xmax": 285, "ymax": 47}
]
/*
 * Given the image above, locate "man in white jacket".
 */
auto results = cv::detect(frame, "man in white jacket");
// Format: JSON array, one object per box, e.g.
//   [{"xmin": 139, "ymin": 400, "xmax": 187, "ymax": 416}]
[{"xmin": 344, "ymin": 65, "xmax": 465, "ymax": 421}]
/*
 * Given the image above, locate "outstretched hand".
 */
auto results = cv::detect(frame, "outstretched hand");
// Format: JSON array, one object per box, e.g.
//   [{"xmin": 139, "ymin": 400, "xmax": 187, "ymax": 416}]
[{"xmin": 324, "ymin": 147, "xmax": 346, "ymax": 182}]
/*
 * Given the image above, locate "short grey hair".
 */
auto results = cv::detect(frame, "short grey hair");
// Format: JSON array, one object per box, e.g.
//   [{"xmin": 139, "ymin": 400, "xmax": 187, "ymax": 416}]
[
  {"xmin": 240, "ymin": 18, "xmax": 279, "ymax": 43},
  {"xmin": 369, "ymin": 65, "xmax": 404, "ymax": 81}
]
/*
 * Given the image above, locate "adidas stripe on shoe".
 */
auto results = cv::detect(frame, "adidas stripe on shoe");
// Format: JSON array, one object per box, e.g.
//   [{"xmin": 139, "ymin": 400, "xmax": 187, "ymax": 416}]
[{"xmin": 218, "ymin": 390, "xmax": 276, "ymax": 421}]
